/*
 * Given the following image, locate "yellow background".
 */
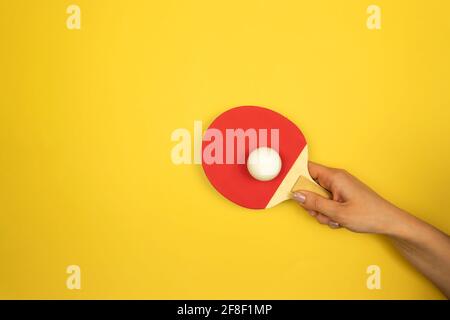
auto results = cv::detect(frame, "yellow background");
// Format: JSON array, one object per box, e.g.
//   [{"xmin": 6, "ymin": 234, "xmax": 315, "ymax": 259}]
[{"xmin": 1, "ymin": 0, "xmax": 449, "ymax": 299}]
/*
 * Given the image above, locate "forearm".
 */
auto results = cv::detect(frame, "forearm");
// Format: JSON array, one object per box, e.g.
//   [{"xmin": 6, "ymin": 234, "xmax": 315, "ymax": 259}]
[
  {"xmin": 385, "ymin": 208, "xmax": 450, "ymax": 298},
  {"xmin": 297, "ymin": 162, "xmax": 450, "ymax": 297}
]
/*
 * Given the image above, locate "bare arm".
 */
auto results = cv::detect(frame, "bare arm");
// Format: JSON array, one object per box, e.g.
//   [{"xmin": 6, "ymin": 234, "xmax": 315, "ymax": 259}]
[
  {"xmin": 292, "ymin": 162, "xmax": 450, "ymax": 298},
  {"xmin": 388, "ymin": 210, "xmax": 450, "ymax": 297}
]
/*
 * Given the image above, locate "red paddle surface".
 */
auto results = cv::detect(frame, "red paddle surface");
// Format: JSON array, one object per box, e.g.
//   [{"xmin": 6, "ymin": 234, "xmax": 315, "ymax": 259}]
[{"xmin": 202, "ymin": 106, "xmax": 307, "ymax": 209}]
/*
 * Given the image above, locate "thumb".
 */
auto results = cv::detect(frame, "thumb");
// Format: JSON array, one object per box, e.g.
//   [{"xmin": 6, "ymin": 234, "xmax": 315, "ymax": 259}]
[{"xmin": 292, "ymin": 190, "xmax": 341, "ymax": 219}]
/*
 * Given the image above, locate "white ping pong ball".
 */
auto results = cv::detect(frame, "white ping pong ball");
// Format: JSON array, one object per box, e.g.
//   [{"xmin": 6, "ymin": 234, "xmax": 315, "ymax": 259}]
[{"xmin": 247, "ymin": 147, "xmax": 282, "ymax": 181}]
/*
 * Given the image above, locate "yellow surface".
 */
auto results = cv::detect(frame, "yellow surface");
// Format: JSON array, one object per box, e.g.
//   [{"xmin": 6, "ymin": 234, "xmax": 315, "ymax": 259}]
[{"xmin": 0, "ymin": 0, "xmax": 449, "ymax": 299}]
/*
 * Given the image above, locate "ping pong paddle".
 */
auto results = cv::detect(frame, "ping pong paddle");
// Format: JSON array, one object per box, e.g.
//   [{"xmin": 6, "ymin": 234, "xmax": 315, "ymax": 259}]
[{"xmin": 202, "ymin": 106, "xmax": 331, "ymax": 210}]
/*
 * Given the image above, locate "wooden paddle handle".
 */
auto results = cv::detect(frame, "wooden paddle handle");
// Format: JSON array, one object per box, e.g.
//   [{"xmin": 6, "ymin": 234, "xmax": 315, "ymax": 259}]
[{"xmin": 291, "ymin": 175, "xmax": 332, "ymax": 199}]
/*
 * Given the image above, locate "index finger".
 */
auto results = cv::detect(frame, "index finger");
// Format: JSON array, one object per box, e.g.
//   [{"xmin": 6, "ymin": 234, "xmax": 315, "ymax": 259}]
[{"xmin": 308, "ymin": 161, "xmax": 335, "ymax": 190}]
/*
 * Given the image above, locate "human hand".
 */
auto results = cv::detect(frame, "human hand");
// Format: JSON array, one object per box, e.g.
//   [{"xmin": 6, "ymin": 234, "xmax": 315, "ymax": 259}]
[
  {"xmin": 292, "ymin": 162, "xmax": 404, "ymax": 234},
  {"xmin": 292, "ymin": 162, "xmax": 450, "ymax": 297}
]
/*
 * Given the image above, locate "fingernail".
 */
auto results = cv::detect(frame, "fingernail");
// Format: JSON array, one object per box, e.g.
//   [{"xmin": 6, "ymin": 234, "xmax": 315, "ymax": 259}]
[
  {"xmin": 292, "ymin": 192, "xmax": 306, "ymax": 203},
  {"xmin": 328, "ymin": 221, "xmax": 340, "ymax": 229},
  {"xmin": 308, "ymin": 210, "xmax": 317, "ymax": 217}
]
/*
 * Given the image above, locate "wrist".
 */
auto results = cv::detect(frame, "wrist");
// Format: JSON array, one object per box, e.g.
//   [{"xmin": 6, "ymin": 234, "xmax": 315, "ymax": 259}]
[{"xmin": 382, "ymin": 206, "xmax": 421, "ymax": 240}]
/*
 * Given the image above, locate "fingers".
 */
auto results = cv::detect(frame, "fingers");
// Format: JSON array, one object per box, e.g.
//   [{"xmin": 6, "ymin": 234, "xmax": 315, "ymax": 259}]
[
  {"xmin": 328, "ymin": 221, "xmax": 341, "ymax": 229},
  {"xmin": 315, "ymin": 213, "xmax": 330, "ymax": 224},
  {"xmin": 292, "ymin": 190, "xmax": 342, "ymax": 220},
  {"xmin": 307, "ymin": 209, "xmax": 318, "ymax": 217},
  {"xmin": 308, "ymin": 161, "xmax": 335, "ymax": 190},
  {"xmin": 305, "ymin": 210, "xmax": 341, "ymax": 229},
  {"xmin": 308, "ymin": 162, "xmax": 354, "ymax": 202}
]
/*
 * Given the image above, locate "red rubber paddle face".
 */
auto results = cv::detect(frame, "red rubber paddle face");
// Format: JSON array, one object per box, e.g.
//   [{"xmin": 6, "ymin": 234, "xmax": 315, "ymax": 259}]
[{"xmin": 202, "ymin": 106, "xmax": 307, "ymax": 209}]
